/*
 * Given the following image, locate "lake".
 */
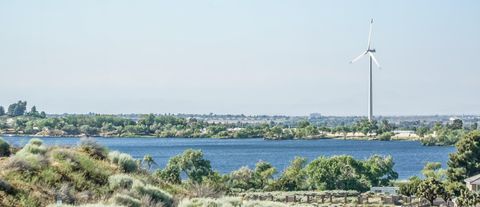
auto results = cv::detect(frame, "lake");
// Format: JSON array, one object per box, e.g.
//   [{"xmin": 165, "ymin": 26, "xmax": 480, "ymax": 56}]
[{"xmin": 2, "ymin": 136, "xmax": 455, "ymax": 179}]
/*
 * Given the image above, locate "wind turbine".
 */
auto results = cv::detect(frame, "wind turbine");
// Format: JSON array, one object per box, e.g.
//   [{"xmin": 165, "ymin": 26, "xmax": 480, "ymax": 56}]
[{"xmin": 350, "ymin": 18, "xmax": 381, "ymax": 122}]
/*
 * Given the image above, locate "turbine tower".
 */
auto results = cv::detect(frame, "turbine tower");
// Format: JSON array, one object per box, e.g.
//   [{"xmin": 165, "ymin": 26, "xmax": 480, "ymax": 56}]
[{"xmin": 350, "ymin": 18, "xmax": 381, "ymax": 122}]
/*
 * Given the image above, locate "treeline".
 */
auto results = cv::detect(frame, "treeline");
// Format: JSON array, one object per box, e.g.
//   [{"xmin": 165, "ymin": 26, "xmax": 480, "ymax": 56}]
[
  {"xmin": 1, "ymin": 101, "xmax": 478, "ymax": 145},
  {"xmin": 155, "ymin": 150, "xmax": 398, "ymax": 193},
  {"xmin": 0, "ymin": 101, "xmax": 397, "ymax": 139}
]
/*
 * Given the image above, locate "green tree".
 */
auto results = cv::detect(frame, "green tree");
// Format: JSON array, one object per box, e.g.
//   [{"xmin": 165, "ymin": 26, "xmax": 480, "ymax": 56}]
[
  {"xmin": 228, "ymin": 166, "xmax": 255, "ymax": 190},
  {"xmin": 306, "ymin": 155, "xmax": 369, "ymax": 192},
  {"xmin": 274, "ymin": 157, "xmax": 308, "ymax": 191},
  {"xmin": 7, "ymin": 100, "xmax": 27, "ymax": 117},
  {"xmin": 416, "ymin": 177, "xmax": 445, "ymax": 206},
  {"xmin": 377, "ymin": 120, "xmax": 394, "ymax": 134},
  {"xmin": 157, "ymin": 149, "xmax": 213, "ymax": 183},
  {"xmin": 447, "ymin": 131, "xmax": 480, "ymax": 182},
  {"xmin": 415, "ymin": 126, "xmax": 429, "ymax": 137},
  {"xmin": 422, "ymin": 162, "xmax": 446, "ymax": 181},
  {"xmin": 449, "ymin": 119, "xmax": 463, "ymax": 130},
  {"xmin": 456, "ymin": 190, "xmax": 479, "ymax": 206},
  {"xmin": 253, "ymin": 161, "xmax": 277, "ymax": 189},
  {"xmin": 363, "ymin": 155, "xmax": 398, "ymax": 186},
  {"xmin": 399, "ymin": 176, "xmax": 421, "ymax": 198},
  {"xmin": 355, "ymin": 119, "xmax": 378, "ymax": 136},
  {"xmin": 28, "ymin": 106, "xmax": 39, "ymax": 117},
  {"xmin": 0, "ymin": 106, "xmax": 5, "ymax": 116}
]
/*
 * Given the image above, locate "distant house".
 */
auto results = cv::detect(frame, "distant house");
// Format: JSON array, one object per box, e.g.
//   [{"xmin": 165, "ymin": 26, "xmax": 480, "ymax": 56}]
[
  {"xmin": 465, "ymin": 174, "xmax": 480, "ymax": 192},
  {"xmin": 370, "ymin": 186, "xmax": 399, "ymax": 195}
]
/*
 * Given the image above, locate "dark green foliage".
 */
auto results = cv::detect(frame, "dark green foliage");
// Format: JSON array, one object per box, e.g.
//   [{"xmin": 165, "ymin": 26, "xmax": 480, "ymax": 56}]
[
  {"xmin": 0, "ymin": 106, "xmax": 5, "ymax": 116},
  {"xmin": 448, "ymin": 119, "xmax": 463, "ymax": 130},
  {"xmin": 421, "ymin": 128, "xmax": 464, "ymax": 146},
  {"xmin": 377, "ymin": 132, "xmax": 394, "ymax": 141},
  {"xmin": 253, "ymin": 161, "xmax": 277, "ymax": 190},
  {"xmin": 456, "ymin": 190, "xmax": 480, "ymax": 206},
  {"xmin": 156, "ymin": 165, "xmax": 181, "ymax": 184},
  {"xmin": 227, "ymin": 166, "xmax": 255, "ymax": 191},
  {"xmin": 7, "ymin": 101, "xmax": 27, "ymax": 117},
  {"xmin": 354, "ymin": 119, "xmax": 378, "ymax": 136},
  {"xmin": 447, "ymin": 130, "xmax": 480, "ymax": 182},
  {"xmin": 156, "ymin": 149, "xmax": 213, "ymax": 184},
  {"xmin": 415, "ymin": 126, "xmax": 429, "ymax": 137},
  {"xmin": 416, "ymin": 177, "xmax": 445, "ymax": 206},
  {"xmin": 399, "ymin": 176, "xmax": 421, "ymax": 197},
  {"xmin": 274, "ymin": 157, "xmax": 308, "ymax": 191},
  {"xmin": 0, "ymin": 137, "xmax": 11, "ymax": 157},
  {"xmin": 305, "ymin": 155, "xmax": 397, "ymax": 192},
  {"xmin": 0, "ymin": 179, "xmax": 14, "ymax": 194}
]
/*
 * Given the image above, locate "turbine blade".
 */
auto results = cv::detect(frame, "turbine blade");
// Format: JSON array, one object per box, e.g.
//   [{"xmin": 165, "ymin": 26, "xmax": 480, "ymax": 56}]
[
  {"xmin": 350, "ymin": 51, "xmax": 367, "ymax": 63},
  {"xmin": 367, "ymin": 19, "xmax": 373, "ymax": 49},
  {"xmin": 368, "ymin": 52, "xmax": 381, "ymax": 68}
]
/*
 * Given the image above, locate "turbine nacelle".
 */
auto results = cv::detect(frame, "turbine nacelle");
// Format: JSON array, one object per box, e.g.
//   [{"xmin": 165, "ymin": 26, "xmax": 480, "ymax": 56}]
[{"xmin": 350, "ymin": 19, "xmax": 381, "ymax": 68}]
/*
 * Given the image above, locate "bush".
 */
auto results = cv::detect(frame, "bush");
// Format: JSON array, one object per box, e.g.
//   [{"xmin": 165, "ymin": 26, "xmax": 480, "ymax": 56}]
[
  {"xmin": 29, "ymin": 138, "xmax": 44, "ymax": 146},
  {"xmin": 108, "ymin": 151, "xmax": 121, "ymax": 164},
  {"xmin": 111, "ymin": 194, "xmax": 141, "ymax": 207},
  {"xmin": 108, "ymin": 151, "xmax": 138, "ymax": 173},
  {"xmin": 118, "ymin": 153, "xmax": 138, "ymax": 173},
  {"xmin": 3, "ymin": 156, "xmax": 34, "ymax": 171},
  {"xmin": 17, "ymin": 138, "xmax": 47, "ymax": 156},
  {"xmin": 78, "ymin": 137, "xmax": 107, "ymax": 159},
  {"xmin": 378, "ymin": 132, "xmax": 394, "ymax": 141},
  {"xmin": 0, "ymin": 137, "xmax": 11, "ymax": 157},
  {"xmin": 108, "ymin": 174, "xmax": 136, "ymax": 191},
  {"xmin": 0, "ymin": 179, "xmax": 14, "ymax": 194},
  {"xmin": 132, "ymin": 183, "xmax": 172, "ymax": 206},
  {"xmin": 15, "ymin": 139, "xmax": 48, "ymax": 169}
]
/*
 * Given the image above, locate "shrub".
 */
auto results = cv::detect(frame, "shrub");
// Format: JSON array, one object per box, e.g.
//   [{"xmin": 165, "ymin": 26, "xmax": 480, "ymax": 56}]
[
  {"xmin": 108, "ymin": 174, "xmax": 136, "ymax": 191},
  {"xmin": 78, "ymin": 137, "xmax": 107, "ymax": 159},
  {"xmin": 15, "ymin": 139, "xmax": 48, "ymax": 169},
  {"xmin": 3, "ymin": 156, "xmax": 34, "ymax": 171},
  {"xmin": 108, "ymin": 151, "xmax": 138, "ymax": 173},
  {"xmin": 132, "ymin": 183, "xmax": 172, "ymax": 206},
  {"xmin": 29, "ymin": 138, "xmax": 44, "ymax": 146},
  {"xmin": 119, "ymin": 153, "xmax": 138, "ymax": 173},
  {"xmin": 111, "ymin": 194, "xmax": 141, "ymax": 207},
  {"xmin": 108, "ymin": 151, "xmax": 121, "ymax": 164},
  {"xmin": 0, "ymin": 137, "xmax": 11, "ymax": 157},
  {"xmin": 0, "ymin": 179, "xmax": 14, "ymax": 194},
  {"xmin": 378, "ymin": 132, "xmax": 394, "ymax": 141},
  {"xmin": 17, "ymin": 141, "xmax": 47, "ymax": 155},
  {"xmin": 49, "ymin": 148, "xmax": 114, "ymax": 192}
]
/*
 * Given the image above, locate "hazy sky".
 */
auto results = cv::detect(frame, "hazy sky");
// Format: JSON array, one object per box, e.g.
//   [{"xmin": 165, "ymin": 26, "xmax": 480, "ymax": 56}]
[{"xmin": 0, "ymin": 0, "xmax": 479, "ymax": 116}]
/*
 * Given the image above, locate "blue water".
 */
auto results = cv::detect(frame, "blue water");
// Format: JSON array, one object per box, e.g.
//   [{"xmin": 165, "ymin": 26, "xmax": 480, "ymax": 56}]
[{"xmin": 2, "ymin": 137, "xmax": 455, "ymax": 179}]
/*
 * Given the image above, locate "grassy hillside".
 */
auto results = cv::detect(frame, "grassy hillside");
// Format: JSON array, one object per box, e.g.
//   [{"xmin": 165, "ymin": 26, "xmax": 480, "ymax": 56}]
[{"xmin": 0, "ymin": 138, "xmax": 173, "ymax": 207}]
